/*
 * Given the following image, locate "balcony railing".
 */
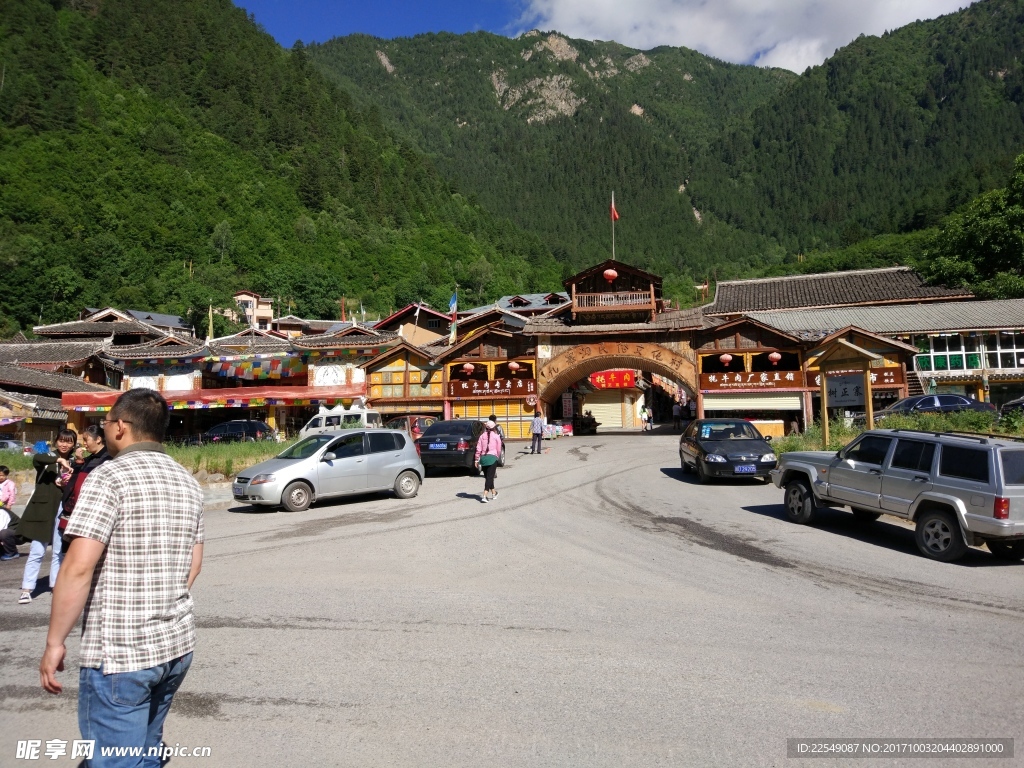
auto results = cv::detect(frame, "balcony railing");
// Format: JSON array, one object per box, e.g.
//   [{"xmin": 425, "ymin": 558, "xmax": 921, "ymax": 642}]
[{"xmin": 573, "ymin": 291, "xmax": 653, "ymax": 310}]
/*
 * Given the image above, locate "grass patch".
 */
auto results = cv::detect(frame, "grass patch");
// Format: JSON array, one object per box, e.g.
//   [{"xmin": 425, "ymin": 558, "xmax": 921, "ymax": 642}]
[
  {"xmin": 165, "ymin": 440, "xmax": 295, "ymax": 478},
  {"xmin": 0, "ymin": 452, "xmax": 35, "ymax": 472},
  {"xmin": 774, "ymin": 411, "xmax": 1022, "ymax": 455}
]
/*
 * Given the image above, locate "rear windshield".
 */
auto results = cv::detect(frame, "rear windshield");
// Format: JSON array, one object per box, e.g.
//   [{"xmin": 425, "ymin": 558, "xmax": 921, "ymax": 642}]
[
  {"xmin": 1000, "ymin": 451, "xmax": 1024, "ymax": 485},
  {"xmin": 422, "ymin": 421, "xmax": 473, "ymax": 437}
]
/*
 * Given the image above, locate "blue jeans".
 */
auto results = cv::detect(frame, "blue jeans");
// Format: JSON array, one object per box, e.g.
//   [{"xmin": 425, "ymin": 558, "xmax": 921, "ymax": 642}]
[
  {"xmin": 20, "ymin": 513, "xmax": 62, "ymax": 591},
  {"xmin": 79, "ymin": 653, "xmax": 193, "ymax": 768}
]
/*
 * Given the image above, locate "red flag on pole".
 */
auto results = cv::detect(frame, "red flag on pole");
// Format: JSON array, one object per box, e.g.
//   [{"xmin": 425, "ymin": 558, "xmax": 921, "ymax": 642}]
[{"xmin": 610, "ymin": 197, "xmax": 620, "ymax": 221}]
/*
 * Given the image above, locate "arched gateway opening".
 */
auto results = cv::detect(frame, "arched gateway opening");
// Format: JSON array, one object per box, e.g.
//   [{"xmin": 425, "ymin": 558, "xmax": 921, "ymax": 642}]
[{"xmin": 537, "ymin": 342, "xmax": 698, "ymax": 430}]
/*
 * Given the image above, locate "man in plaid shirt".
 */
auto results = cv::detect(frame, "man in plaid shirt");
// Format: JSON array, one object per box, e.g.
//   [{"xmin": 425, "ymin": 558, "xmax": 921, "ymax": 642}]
[{"xmin": 39, "ymin": 389, "xmax": 204, "ymax": 765}]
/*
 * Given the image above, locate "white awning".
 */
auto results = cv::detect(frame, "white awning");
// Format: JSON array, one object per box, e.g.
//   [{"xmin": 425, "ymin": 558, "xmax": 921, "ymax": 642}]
[{"xmin": 703, "ymin": 393, "xmax": 802, "ymax": 411}]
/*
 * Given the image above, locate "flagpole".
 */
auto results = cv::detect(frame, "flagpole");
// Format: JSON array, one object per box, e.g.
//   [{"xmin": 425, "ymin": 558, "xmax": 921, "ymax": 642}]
[{"xmin": 611, "ymin": 191, "xmax": 616, "ymax": 262}]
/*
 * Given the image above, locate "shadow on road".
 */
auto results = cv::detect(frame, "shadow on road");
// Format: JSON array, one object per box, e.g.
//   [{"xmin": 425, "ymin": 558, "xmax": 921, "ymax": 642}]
[
  {"xmin": 741, "ymin": 503, "xmax": 1013, "ymax": 567},
  {"xmin": 657, "ymin": 466, "xmax": 770, "ymax": 487}
]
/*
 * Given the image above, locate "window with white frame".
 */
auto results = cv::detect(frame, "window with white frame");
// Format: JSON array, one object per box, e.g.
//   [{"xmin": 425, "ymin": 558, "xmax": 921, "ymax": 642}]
[{"xmin": 913, "ymin": 331, "xmax": 1024, "ymax": 372}]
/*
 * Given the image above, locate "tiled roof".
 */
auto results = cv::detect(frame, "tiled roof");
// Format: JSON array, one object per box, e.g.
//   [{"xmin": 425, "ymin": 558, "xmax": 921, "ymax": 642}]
[
  {"xmin": 33, "ymin": 320, "xmax": 163, "ymax": 338},
  {"xmin": 0, "ymin": 363, "xmax": 112, "ymax": 394},
  {"xmin": 704, "ymin": 267, "xmax": 972, "ymax": 315},
  {"xmin": 103, "ymin": 340, "xmax": 210, "ymax": 360},
  {"xmin": 84, "ymin": 307, "xmax": 190, "ymax": 330},
  {"xmin": 209, "ymin": 339, "xmax": 291, "ymax": 355},
  {"xmin": 291, "ymin": 328, "xmax": 398, "ymax": 350},
  {"xmin": 0, "ymin": 389, "xmax": 67, "ymax": 421},
  {"xmin": 522, "ymin": 307, "xmax": 706, "ymax": 335},
  {"xmin": 461, "ymin": 293, "xmax": 570, "ymax": 315},
  {"xmin": 746, "ymin": 298, "xmax": 1024, "ymax": 338},
  {"xmin": 0, "ymin": 332, "xmax": 29, "ymax": 344},
  {"xmin": 0, "ymin": 341, "xmax": 106, "ymax": 364}
]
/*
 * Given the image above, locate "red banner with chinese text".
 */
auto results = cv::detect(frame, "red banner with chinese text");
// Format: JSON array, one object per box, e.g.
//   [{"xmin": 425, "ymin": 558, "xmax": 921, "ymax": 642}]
[{"xmin": 589, "ymin": 370, "xmax": 636, "ymax": 389}]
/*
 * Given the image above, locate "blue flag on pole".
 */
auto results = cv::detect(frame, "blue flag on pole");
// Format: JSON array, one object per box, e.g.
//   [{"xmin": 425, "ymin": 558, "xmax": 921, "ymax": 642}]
[{"xmin": 448, "ymin": 293, "xmax": 457, "ymax": 314}]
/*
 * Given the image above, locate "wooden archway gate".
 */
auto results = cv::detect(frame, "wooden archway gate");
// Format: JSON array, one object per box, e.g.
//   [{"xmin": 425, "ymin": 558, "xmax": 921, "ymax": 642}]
[{"xmin": 538, "ymin": 341, "xmax": 698, "ymax": 405}]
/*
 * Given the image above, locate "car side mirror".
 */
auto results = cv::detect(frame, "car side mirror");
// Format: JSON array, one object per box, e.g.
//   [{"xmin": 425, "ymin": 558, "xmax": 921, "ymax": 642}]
[
  {"xmin": 764, "ymin": 435, "xmax": 773, "ymax": 443},
  {"xmin": 322, "ymin": 452, "xmax": 336, "ymax": 462}
]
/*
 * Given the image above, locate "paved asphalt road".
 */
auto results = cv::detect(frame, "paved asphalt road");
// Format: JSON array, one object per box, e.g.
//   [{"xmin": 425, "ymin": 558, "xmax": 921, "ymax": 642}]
[{"xmin": 1, "ymin": 431, "xmax": 1023, "ymax": 766}]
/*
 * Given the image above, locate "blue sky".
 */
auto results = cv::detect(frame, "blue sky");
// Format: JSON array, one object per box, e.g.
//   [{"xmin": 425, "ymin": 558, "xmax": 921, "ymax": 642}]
[
  {"xmin": 236, "ymin": 0, "xmax": 977, "ymax": 73},
  {"xmin": 236, "ymin": 0, "xmax": 525, "ymax": 47}
]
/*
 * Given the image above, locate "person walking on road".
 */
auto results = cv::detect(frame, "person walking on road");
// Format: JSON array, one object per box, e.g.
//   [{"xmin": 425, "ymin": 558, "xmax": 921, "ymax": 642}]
[
  {"xmin": 475, "ymin": 420, "xmax": 503, "ymax": 503},
  {"xmin": 39, "ymin": 389, "xmax": 205, "ymax": 765},
  {"xmin": 530, "ymin": 411, "xmax": 545, "ymax": 454},
  {"xmin": 16, "ymin": 429, "xmax": 77, "ymax": 604}
]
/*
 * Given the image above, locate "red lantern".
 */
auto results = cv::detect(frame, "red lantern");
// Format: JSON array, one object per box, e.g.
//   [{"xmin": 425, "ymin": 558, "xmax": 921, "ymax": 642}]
[
  {"xmin": 603, "ymin": 268, "xmax": 618, "ymax": 283},
  {"xmin": 508, "ymin": 361, "xmax": 520, "ymax": 372},
  {"xmin": 719, "ymin": 353, "xmax": 733, "ymax": 367},
  {"xmin": 462, "ymin": 363, "xmax": 474, "ymax": 374},
  {"xmin": 768, "ymin": 352, "xmax": 782, "ymax": 366}
]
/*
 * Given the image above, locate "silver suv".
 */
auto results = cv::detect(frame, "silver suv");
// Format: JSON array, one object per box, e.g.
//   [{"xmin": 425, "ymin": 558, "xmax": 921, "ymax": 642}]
[{"xmin": 771, "ymin": 429, "xmax": 1024, "ymax": 562}]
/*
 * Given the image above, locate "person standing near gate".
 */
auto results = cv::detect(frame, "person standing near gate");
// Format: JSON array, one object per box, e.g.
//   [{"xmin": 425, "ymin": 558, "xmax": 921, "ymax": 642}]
[
  {"xmin": 672, "ymin": 401, "xmax": 683, "ymax": 431},
  {"xmin": 39, "ymin": 389, "xmax": 205, "ymax": 764},
  {"xmin": 530, "ymin": 409, "xmax": 545, "ymax": 454}
]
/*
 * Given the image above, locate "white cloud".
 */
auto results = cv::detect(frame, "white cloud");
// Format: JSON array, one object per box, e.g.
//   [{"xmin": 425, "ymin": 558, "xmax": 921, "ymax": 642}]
[{"xmin": 517, "ymin": 0, "xmax": 977, "ymax": 72}]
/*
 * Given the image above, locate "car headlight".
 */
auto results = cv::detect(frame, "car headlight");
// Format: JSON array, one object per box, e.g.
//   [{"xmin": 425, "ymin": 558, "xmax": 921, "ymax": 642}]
[
  {"xmin": 761, "ymin": 453, "xmax": 777, "ymax": 462},
  {"xmin": 705, "ymin": 453, "xmax": 727, "ymax": 463},
  {"xmin": 249, "ymin": 473, "xmax": 276, "ymax": 486}
]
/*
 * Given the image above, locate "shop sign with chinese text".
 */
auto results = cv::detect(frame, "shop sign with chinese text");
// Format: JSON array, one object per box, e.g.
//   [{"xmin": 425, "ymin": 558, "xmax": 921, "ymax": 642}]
[
  {"xmin": 700, "ymin": 371, "xmax": 805, "ymax": 391},
  {"xmin": 447, "ymin": 378, "xmax": 537, "ymax": 399},
  {"xmin": 589, "ymin": 370, "xmax": 636, "ymax": 389},
  {"xmin": 812, "ymin": 368, "xmax": 903, "ymax": 387}
]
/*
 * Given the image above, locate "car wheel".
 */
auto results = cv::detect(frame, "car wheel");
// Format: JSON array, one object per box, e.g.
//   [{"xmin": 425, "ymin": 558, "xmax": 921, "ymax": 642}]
[
  {"xmin": 987, "ymin": 540, "xmax": 1024, "ymax": 561},
  {"xmin": 281, "ymin": 482, "xmax": 312, "ymax": 513},
  {"xmin": 915, "ymin": 509, "xmax": 968, "ymax": 562},
  {"xmin": 784, "ymin": 479, "xmax": 817, "ymax": 524},
  {"xmin": 695, "ymin": 460, "xmax": 709, "ymax": 484},
  {"xmin": 470, "ymin": 463, "xmax": 481, "ymax": 477},
  {"xmin": 498, "ymin": 447, "xmax": 506, "ymax": 467},
  {"xmin": 852, "ymin": 509, "xmax": 882, "ymax": 523},
  {"xmin": 394, "ymin": 470, "xmax": 420, "ymax": 499}
]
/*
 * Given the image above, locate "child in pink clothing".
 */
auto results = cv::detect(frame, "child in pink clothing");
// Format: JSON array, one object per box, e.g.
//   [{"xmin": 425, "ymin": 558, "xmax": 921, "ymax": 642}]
[{"xmin": 0, "ymin": 466, "xmax": 16, "ymax": 511}]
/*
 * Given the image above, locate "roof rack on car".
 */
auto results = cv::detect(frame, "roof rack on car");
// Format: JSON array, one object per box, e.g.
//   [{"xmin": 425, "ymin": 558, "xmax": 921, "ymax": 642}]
[
  {"xmin": 889, "ymin": 429, "xmax": 990, "ymax": 444},
  {"xmin": 890, "ymin": 428, "xmax": 1024, "ymax": 445},
  {"xmin": 947, "ymin": 431, "xmax": 1024, "ymax": 445}
]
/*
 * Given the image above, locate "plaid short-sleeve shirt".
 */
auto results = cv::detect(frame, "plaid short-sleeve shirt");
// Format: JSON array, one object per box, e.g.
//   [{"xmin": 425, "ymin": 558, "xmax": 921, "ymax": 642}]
[{"xmin": 65, "ymin": 442, "xmax": 204, "ymax": 674}]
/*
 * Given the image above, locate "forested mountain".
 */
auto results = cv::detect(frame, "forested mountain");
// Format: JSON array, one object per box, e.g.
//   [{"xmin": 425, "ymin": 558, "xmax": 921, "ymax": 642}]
[
  {"xmin": 309, "ymin": 0, "xmax": 1024, "ymax": 288},
  {"xmin": 0, "ymin": 0, "xmax": 562, "ymax": 333},
  {"xmin": 309, "ymin": 32, "xmax": 795, "ymax": 292},
  {"xmin": 692, "ymin": 0, "xmax": 1024, "ymax": 252}
]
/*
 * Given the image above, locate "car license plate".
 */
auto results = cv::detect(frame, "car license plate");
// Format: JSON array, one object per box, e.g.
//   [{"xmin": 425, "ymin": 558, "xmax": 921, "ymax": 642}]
[
  {"xmin": 429, "ymin": 443, "xmax": 447, "ymax": 450},
  {"xmin": 734, "ymin": 465, "xmax": 757, "ymax": 474},
  {"xmin": 232, "ymin": 484, "xmax": 244, "ymax": 496}
]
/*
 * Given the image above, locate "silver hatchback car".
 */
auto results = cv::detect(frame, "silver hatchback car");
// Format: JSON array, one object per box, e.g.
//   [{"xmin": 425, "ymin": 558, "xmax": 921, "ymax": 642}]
[{"xmin": 233, "ymin": 430, "xmax": 424, "ymax": 512}]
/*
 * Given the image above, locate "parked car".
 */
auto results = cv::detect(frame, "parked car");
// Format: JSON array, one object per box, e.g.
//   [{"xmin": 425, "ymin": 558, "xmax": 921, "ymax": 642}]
[
  {"xmin": 0, "ymin": 439, "xmax": 23, "ymax": 453},
  {"xmin": 298, "ymin": 407, "xmax": 383, "ymax": 438},
  {"xmin": 678, "ymin": 419, "xmax": 777, "ymax": 483},
  {"xmin": 772, "ymin": 428, "xmax": 1024, "ymax": 562},
  {"xmin": 415, "ymin": 419, "xmax": 505, "ymax": 475},
  {"xmin": 232, "ymin": 429, "xmax": 424, "ymax": 512},
  {"xmin": 999, "ymin": 395, "xmax": 1024, "ymax": 416},
  {"xmin": 873, "ymin": 394, "xmax": 996, "ymax": 422},
  {"xmin": 202, "ymin": 420, "xmax": 276, "ymax": 443},
  {"xmin": 385, "ymin": 414, "xmax": 438, "ymax": 440}
]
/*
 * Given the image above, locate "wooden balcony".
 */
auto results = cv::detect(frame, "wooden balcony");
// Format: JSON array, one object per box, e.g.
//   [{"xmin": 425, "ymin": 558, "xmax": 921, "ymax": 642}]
[{"xmin": 571, "ymin": 285, "xmax": 657, "ymax": 321}]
